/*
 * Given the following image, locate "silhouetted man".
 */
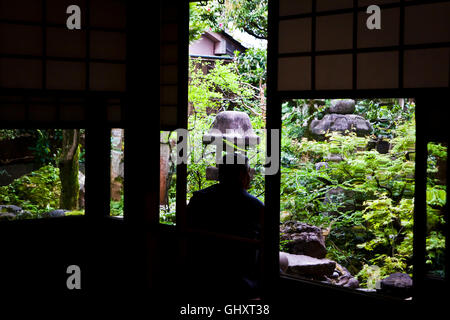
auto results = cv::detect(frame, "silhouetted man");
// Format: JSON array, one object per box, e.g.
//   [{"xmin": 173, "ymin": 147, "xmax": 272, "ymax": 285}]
[{"xmin": 185, "ymin": 153, "xmax": 264, "ymax": 300}]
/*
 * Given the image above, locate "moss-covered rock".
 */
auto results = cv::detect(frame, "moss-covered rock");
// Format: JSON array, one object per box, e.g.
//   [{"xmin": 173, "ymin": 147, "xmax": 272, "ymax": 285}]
[{"xmin": 0, "ymin": 165, "xmax": 61, "ymax": 213}]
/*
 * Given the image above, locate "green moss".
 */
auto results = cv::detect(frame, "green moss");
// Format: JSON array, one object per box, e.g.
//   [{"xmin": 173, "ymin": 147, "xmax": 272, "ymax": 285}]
[
  {"xmin": 65, "ymin": 210, "xmax": 84, "ymax": 216},
  {"xmin": 0, "ymin": 165, "xmax": 61, "ymax": 212}
]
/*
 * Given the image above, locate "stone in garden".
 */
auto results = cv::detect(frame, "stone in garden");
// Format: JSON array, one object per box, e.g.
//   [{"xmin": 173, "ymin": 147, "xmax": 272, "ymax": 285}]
[
  {"xmin": 78, "ymin": 171, "xmax": 85, "ymax": 209},
  {"xmin": 280, "ymin": 221, "xmax": 327, "ymax": 259},
  {"xmin": 0, "ymin": 204, "xmax": 23, "ymax": 214},
  {"xmin": 203, "ymin": 111, "xmax": 260, "ymax": 147},
  {"xmin": 309, "ymin": 114, "xmax": 372, "ymax": 138},
  {"xmin": 323, "ymin": 187, "xmax": 357, "ymax": 214},
  {"xmin": 279, "ymin": 252, "xmax": 289, "ymax": 273},
  {"xmin": 325, "ymin": 154, "xmax": 344, "ymax": 162},
  {"xmin": 376, "ymin": 140, "xmax": 390, "ymax": 154},
  {"xmin": 160, "ymin": 139, "xmax": 171, "ymax": 205},
  {"xmin": 283, "ymin": 252, "xmax": 336, "ymax": 278},
  {"xmin": 0, "ymin": 212, "xmax": 16, "ymax": 221},
  {"xmin": 328, "ymin": 99, "xmax": 356, "ymax": 114},
  {"xmin": 378, "ymin": 273, "xmax": 413, "ymax": 298},
  {"xmin": 330, "ymin": 263, "xmax": 359, "ymax": 289},
  {"xmin": 42, "ymin": 209, "xmax": 68, "ymax": 218},
  {"xmin": 315, "ymin": 162, "xmax": 329, "ymax": 171}
]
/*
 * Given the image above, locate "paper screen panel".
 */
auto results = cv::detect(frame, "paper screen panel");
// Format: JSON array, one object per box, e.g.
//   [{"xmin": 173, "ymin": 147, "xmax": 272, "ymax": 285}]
[
  {"xmin": 357, "ymin": 8, "xmax": 399, "ymax": 48},
  {"xmin": 357, "ymin": 51, "xmax": 399, "ymax": 89},
  {"xmin": 107, "ymin": 105, "xmax": 122, "ymax": 122},
  {"xmin": 279, "ymin": 18, "xmax": 312, "ymax": 54},
  {"xmin": 160, "ymin": 44, "xmax": 178, "ymax": 65},
  {"xmin": 0, "ymin": 0, "xmax": 42, "ymax": 22},
  {"xmin": 90, "ymin": 31, "xmax": 126, "ymax": 60},
  {"xmin": 160, "ymin": 0, "xmax": 181, "ymax": 129},
  {"xmin": 160, "ymin": 85, "xmax": 178, "ymax": 106},
  {"xmin": 160, "ymin": 106, "xmax": 177, "ymax": 127},
  {"xmin": 0, "ymin": 24, "xmax": 42, "ymax": 56},
  {"xmin": 358, "ymin": 0, "xmax": 399, "ymax": 6},
  {"xmin": 161, "ymin": 23, "xmax": 178, "ymax": 43},
  {"xmin": 89, "ymin": 63, "xmax": 126, "ymax": 91},
  {"xmin": 0, "ymin": 58, "xmax": 42, "ymax": 89},
  {"xmin": 46, "ymin": 0, "xmax": 86, "ymax": 25},
  {"xmin": 316, "ymin": 13, "xmax": 353, "ymax": 51},
  {"xmin": 0, "ymin": 104, "xmax": 27, "ymax": 121},
  {"xmin": 60, "ymin": 105, "xmax": 86, "ymax": 121},
  {"xmin": 46, "ymin": 27, "xmax": 86, "ymax": 58},
  {"xmin": 316, "ymin": 0, "xmax": 353, "ymax": 12},
  {"xmin": 279, "ymin": 0, "xmax": 312, "ymax": 16},
  {"xmin": 89, "ymin": 0, "xmax": 126, "ymax": 29},
  {"xmin": 278, "ymin": 57, "xmax": 311, "ymax": 91},
  {"xmin": 316, "ymin": 54, "xmax": 352, "ymax": 90},
  {"xmin": 46, "ymin": 61, "xmax": 86, "ymax": 90},
  {"xmin": 404, "ymin": 48, "xmax": 449, "ymax": 88},
  {"xmin": 29, "ymin": 104, "xmax": 59, "ymax": 122},
  {"xmin": 160, "ymin": 65, "xmax": 178, "ymax": 85},
  {"xmin": 405, "ymin": 3, "xmax": 450, "ymax": 45}
]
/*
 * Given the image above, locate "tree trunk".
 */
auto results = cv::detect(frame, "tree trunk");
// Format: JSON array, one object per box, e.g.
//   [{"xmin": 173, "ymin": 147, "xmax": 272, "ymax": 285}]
[{"xmin": 59, "ymin": 129, "xmax": 80, "ymax": 210}]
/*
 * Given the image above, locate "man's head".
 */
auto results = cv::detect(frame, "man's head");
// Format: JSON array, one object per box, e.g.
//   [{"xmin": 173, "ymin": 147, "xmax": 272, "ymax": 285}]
[{"xmin": 218, "ymin": 153, "xmax": 251, "ymax": 189}]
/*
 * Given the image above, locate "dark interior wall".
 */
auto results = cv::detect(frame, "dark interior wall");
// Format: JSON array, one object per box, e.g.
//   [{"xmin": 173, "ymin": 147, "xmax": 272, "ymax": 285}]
[{"xmin": 0, "ymin": 218, "xmax": 132, "ymax": 296}]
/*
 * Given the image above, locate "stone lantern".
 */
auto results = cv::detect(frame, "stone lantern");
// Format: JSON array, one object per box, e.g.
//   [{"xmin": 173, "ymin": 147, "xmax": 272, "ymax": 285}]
[{"xmin": 202, "ymin": 111, "xmax": 260, "ymax": 180}]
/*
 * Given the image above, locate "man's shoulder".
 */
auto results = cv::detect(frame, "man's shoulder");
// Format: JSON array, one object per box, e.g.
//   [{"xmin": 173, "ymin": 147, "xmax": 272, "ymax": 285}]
[
  {"xmin": 190, "ymin": 184, "xmax": 264, "ymax": 208},
  {"xmin": 192, "ymin": 184, "xmax": 219, "ymax": 197},
  {"xmin": 242, "ymin": 190, "xmax": 264, "ymax": 208}
]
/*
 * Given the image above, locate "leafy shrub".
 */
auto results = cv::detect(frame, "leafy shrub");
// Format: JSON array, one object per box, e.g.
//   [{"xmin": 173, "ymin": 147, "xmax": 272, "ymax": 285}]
[
  {"xmin": 0, "ymin": 165, "xmax": 61, "ymax": 217},
  {"xmin": 280, "ymin": 102, "xmax": 418, "ymax": 287}
]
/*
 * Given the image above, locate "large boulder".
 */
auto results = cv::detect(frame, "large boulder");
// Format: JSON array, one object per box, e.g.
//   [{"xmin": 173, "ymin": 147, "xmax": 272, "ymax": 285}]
[
  {"xmin": 309, "ymin": 114, "xmax": 372, "ymax": 138},
  {"xmin": 0, "ymin": 204, "xmax": 23, "ymax": 214},
  {"xmin": 282, "ymin": 252, "xmax": 336, "ymax": 278},
  {"xmin": 378, "ymin": 273, "xmax": 413, "ymax": 298},
  {"xmin": 328, "ymin": 99, "xmax": 356, "ymax": 114},
  {"xmin": 280, "ymin": 221, "xmax": 327, "ymax": 258},
  {"xmin": 281, "ymin": 252, "xmax": 360, "ymax": 288}
]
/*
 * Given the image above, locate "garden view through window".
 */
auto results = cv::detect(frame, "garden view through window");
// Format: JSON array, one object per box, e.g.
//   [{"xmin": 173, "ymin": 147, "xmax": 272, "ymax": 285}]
[
  {"xmin": 160, "ymin": 130, "xmax": 177, "ymax": 225},
  {"xmin": 279, "ymin": 98, "xmax": 417, "ymax": 298},
  {"xmin": 177, "ymin": 1, "xmax": 443, "ymax": 299},
  {"xmin": 0, "ymin": 129, "xmax": 85, "ymax": 220},
  {"xmin": 110, "ymin": 128, "xmax": 124, "ymax": 217},
  {"xmin": 158, "ymin": 2, "xmax": 268, "ymax": 226},
  {"xmin": 426, "ymin": 141, "xmax": 447, "ymax": 279}
]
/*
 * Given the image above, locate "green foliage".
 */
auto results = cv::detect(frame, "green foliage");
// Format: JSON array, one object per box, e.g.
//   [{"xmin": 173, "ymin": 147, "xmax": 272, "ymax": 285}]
[
  {"xmin": 110, "ymin": 194, "xmax": 124, "ymax": 217},
  {"xmin": 425, "ymin": 142, "xmax": 447, "ymax": 276},
  {"xmin": 28, "ymin": 129, "xmax": 62, "ymax": 165},
  {"xmin": 65, "ymin": 210, "xmax": 84, "ymax": 216},
  {"xmin": 356, "ymin": 99, "xmax": 415, "ymax": 138},
  {"xmin": 280, "ymin": 99, "xmax": 419, "ymax": 287},
  {"xmin": 160, "ymin": 203, "xmax": 176, "ymax": 225},
  {"xmin": 189, "ymin": 0, "xmax": 268, "ymax": 40},
  {"xmin": 0, "ymin": 129, "xmax": 21, "ymax": 141},
  {"xmin": 189, "ymin": 3, "xmax": 211, "ymax": 44},
  {"xmin": 236, "ymin": 48, "xmax": 267, "ymax": 87},
  {"xmin": 0, "ymin": 165, "xmax": 61, "ymax": 217},
  {"xmin": 189, "ymin": 59, "xmax": 255, "ymax": 114}
]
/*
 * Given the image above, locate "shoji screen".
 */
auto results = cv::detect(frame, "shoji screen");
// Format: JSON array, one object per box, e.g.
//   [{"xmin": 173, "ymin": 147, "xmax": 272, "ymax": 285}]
[
  {"xmin": 277, "ymin": 0, "xmax": 450, "ymax": 93},
  {"xmin": 160, "ymin": 1, "xmax": 184, "ymax": 129},
  {"xmin": 0, "ymin": 0, "xmax": 126, "ymax": 123}
]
